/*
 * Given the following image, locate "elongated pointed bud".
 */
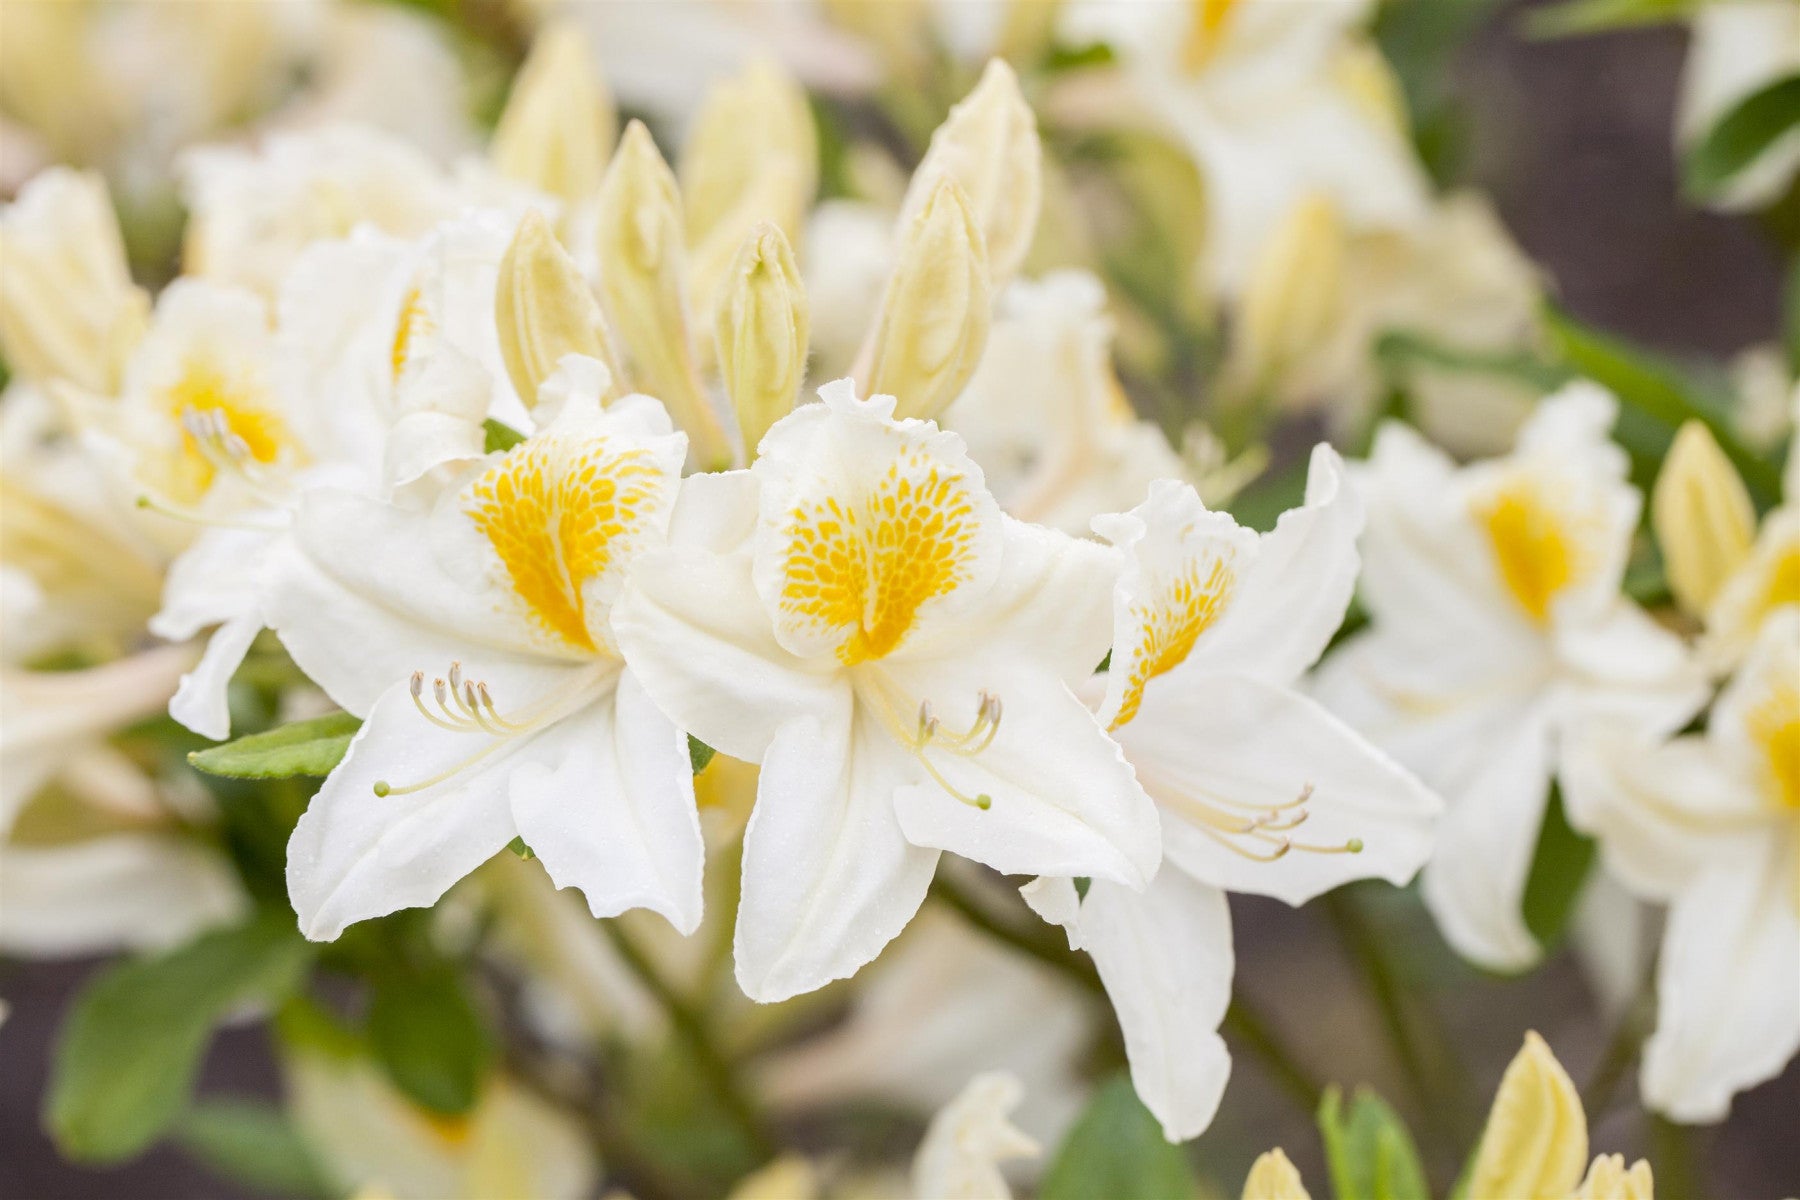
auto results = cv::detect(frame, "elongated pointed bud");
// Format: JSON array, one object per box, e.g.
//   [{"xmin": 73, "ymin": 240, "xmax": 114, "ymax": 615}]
[
  {"xmin": 495, "ymin": 210, "xmax": 622, "ymax": 409},
  {"xmin": 1467, "ymin": 1032, "xmax": 1589, "ymax": 1200},
  {"xmin": 687, "ymin": 161, "xmax": 807, "ymax": 359},
  {"xmin": 593, "ymin": 121, "xmax": 734, "ymax": 467},
  {"xmin": 1241, "ymin": 1148, "xmax": 1311, "ymax": 1200},
  {"xmin": 1232, "ymin": 194, "xmax": 1345, "ymax": 394},
  {"xmin": 865, "ymin": 177, "xmax": 991, "ymax": 423},
  {"xmin": 896, "ymin": 59, "xmax": 1040, "ymax": 286},
  {"xmin": 680, "ymin": 58, "xmax": 817, "ymax": 246},
  {"xmin": 717, "ymin": 223, "xmax": 809, "ymax": 458},
  {"xmin": 0, "ymin": 168, "xmax": 148, "ymax": 394},
  {"xmin": 1573, "ymin": 1154, "xmax": 1655, "ymax": 1200},
  {"xmin": 491, "ymin": 23, "xmax": 617, "ymax": 210},
  {"xmin": 1653, "ymin": 420, "xmax": 1757, "ymax": 614}
]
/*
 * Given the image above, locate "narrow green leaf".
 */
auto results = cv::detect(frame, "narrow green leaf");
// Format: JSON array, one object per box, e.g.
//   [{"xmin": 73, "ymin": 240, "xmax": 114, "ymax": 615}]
[
  {"xmin": 483, "ymin": 417, "xmax": 527, "ymax": 453},
  {"xmin": 367, "ymin": 966, "xmax": 492, "ymax": 1115},
  {"xmin": 47, "ymin": 913, "xmax": 314, "ymax": 1163},
  {"xmin": 1040, "ymin": 1075, "xmax": 1198, "ymax": 1200},
  {"xmin": 1521, "ymin": 787, "xmax": 1597, "ymax": 951},
  {"xmin": 1684, "ymin": 74, "xmax": 1800, "ymax": 201},
  {"xmin": 1524, "ymin": 0, "xmax": 1697, "ymax": 40},
  {"xmin": 688, "ymin": 735, "xmax": 717, "ymax": 774},
  {"xmin": 176, "ymin": 1099, "xmax": 332, "ymax": 1198},
  {"xmin": 1318, "ymin": 1086, "xmax": 1430, "ymax": 1200},
  {"xmin": 188, "ymin": 712, "xmax": 362, "ymax": 780}
]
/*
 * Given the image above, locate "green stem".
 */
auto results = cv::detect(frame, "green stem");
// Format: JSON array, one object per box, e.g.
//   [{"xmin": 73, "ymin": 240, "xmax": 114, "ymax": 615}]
[
  {"xmin": 1650, "ymin": 1116, "xmax": 1702, "ymax": 1200},
  {"xmin": 1221, "ymin": 997, "xmax": 1326, "ymax": 1113},
  {"xmin": 600, "ymin": 920, "xmax": 778, "ymax": 1160},
  {"xmin": 1581, "ymin": 967, "xmax": 1657, "ymax": 1120}
]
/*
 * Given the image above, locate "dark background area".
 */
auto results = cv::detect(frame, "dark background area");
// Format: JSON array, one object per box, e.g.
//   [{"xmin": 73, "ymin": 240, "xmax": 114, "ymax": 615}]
[{"xmin": 3, "ymin": 4, "xmax": 1795, "ymax": 1198}]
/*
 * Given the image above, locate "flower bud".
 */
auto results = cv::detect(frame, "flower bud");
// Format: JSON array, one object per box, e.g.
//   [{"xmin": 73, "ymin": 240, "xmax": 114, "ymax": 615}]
[
  {"xmin": 896, "ymin": 58, "xmax": 1040, "ymax": 285},
  {"xmin": 1467, "ymin": 1032, "xmax": 1589, "ymax": 1200},
  {"xmin": 593, "ymin": 122, "xmax": 734, "ymax": 468},
  {"xmin": 1232, "ymin": 194, "xmax": 1345, "ymax": 396},
  {"xmin": 490, "ymin": 22, "xmax": 616, "ymax": 210},
  {"xmin": 0, "ymin": 168, "xmax": 148, "ymax": 394},
  {"xmin": 680, "ymin": 58, "xmax": 817, "ymax": 246},
  {"xmin": 864, "ymin": 177, "xmax": 992, "ymax": 423},
  {"xmin": 716, "ymin": 223, "xmax": 809, "ymax": 457},
  {"xmin": 1240, "ymin": 1148, "xmax": 1310, "ymax": 1200},
  {"xmin": 1573, "ymin": 1154, "xmax": 1655, "ymax": 1200},
  {"xmin": 495, "ymin": 209, "xmax": 622, "ymax": 409},
  {"xmin": 687, "ymin": 161, "xmax": 808, "ymax": 357},
  {"xmin": 1652, "ymin": 420, "xmax": 1757, "ymax": 614}
]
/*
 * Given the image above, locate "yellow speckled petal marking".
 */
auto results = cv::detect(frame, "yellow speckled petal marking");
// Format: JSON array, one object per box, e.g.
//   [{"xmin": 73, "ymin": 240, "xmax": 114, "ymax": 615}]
[
  {"xmin": 159, "ymin": 356, "xmax": 294, "ymax": 501},
  {"xmin": 390, "ymin": 284, "xmax": 434, "ymax": 382},
  {"xmin": 1473, "ymin": 471, "xmax": 1600, "ymax": 625},
  {"xmin": 1747, "ymin": 676, "xmax": 1800, "ymax": 813},
  {"xmin": 779, "ymin": 448, "xmax": 981, "ymax": 665},
  {"xmin": 465, "ymin": 435, "xmax": 663, "ymax": 652},
  {"xmin": 1112, "ymin": 552, "xmax": 1237, "ymax": 729}
]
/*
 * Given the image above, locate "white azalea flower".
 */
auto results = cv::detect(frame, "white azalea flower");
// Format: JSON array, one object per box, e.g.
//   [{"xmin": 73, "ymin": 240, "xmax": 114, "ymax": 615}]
[
  {"xmin": 1563, "ymin": 612, "xmax": 1800, "ymax": 1123},
  {"xmin": 1315, "ymin": 383, "xmax": 1707, "ymax": 971},
  {"xmin": 269, "ymin": 362, "xmax": 703, "ymax": 940},
  {"xmin": 943, "ymin": 270, "xmax": 1192, "ymax": 536},
  {"xmin": 910, "ymin": 1070, "xmax": 1039, "ymax": 1200},
  {"xmin": 613, "ymin": 379, "xmax": 1158, "ymax": 1002},
  {"xmin": 1024, "ymin": 448, "xmax": 1440, "ymax": 1141},
  {"xmin": 1676, "ymin": 0, "xmax": 1800, "ymax": 212}
]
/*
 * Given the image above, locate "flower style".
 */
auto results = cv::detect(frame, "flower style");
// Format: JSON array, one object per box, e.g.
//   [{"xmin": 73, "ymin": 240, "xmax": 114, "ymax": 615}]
[
  {"xmin": 1563, "ymin": 612, "xmax": 1800, "ymax": 1122},
  {"xmin": 613, "ymin": 379, "xmax": 1158, "ymax": 1002},
  {"xmin": 1315, "ymin": 383, "xmax": 1706, "ymax": 971},
  {"xmin": 1022, "ymin": 449, "xmax": 1439, "ymax": 1141},
  {"xmin": 269, "ymin": 362, "xmax": 703, "ymax": 940}
]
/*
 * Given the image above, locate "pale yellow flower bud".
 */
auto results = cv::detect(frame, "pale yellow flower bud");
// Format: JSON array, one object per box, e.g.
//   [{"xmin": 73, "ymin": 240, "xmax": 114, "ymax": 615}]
[
  {"xmin": 593, "ymin": 121, "xmax": 734, "ymax": 468},
  {"xmin": 687, "ymin": 162, "xmax": 808, "ymax": 360},
  {"xmin": 1467, "ymin": 1032, "xmax": 1590, "ymax": 1200},
  {"xmin": 726, "ymin": 1155, "xmax": 819, "ymax": 1200},
  {"xmin": 1232, "ymin": 194, "xmax": 1346, "ymax": 395},
  {"xmin": 1241, "ymin": 1148, "xmax": 1311, "ymax": 1200},
  {"xmin": 491, "ymin": 23, "xmax": 617, "ymax": 211},
  {"xmin": 495, "ymin": 210, "xmax": 622, "ymax": 409},
  {"xmin": 716, "ymin": 223, "xmax": 809, "ymax": 458},
  {"xmin": 0, "ymin": 168, "xmax": 148, "ymax": 395},
  {"xmin": 1652, "ymin": 420, "xmax": 1757, "ymax": 614},
  {"xmin": 680, "ymin": 58, "xmax": 817, "ymax": 246},
  {"xmin": 865, "ymin": 177, "xmax": 992, "ymax": 423},
  {"xmin": 1574, "ymin": 1154, "xmax": 1655, "ymax": 1200},
  {"xmin": 897, "ymin": 58, "xmax": 1040, "ymax": 285}
]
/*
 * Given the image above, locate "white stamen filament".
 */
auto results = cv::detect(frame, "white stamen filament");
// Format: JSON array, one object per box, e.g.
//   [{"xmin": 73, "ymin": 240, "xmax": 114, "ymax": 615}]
[
  {"xmin": 868, "ymin": 684, "xmax": 1003, "ymax": 811},
  {"xmin": 1154, "ymin": 779, "xmax": 1363, "ymax": 862}
]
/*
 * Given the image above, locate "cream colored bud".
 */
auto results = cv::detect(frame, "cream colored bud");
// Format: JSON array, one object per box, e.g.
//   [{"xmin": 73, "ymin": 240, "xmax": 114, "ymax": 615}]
[
  {"xmin": 1652, "ymin": 420, "xmax": 1757, "ymax": 614},
  {"xmin": 897, "ymin": 58, "xmax": 1040, "ymax": 285},
  {"xmin": 495, "ymin": 210, "xmax": 622, "ymax": 408},
  {"xmin": 680, "ymin": 58, "xmax": 817, "ymax": 246},
  {"xmin": 1467, "ymin": 1032, "xmax": 1590, "ymax": 1200},
  {"xmin": 1241, "ymin": 1148, "xmax": 1311, "ymax": 1200},
  {"xmin": 1232, "ymin": 194, "xmax": 1345, "ymax": 393},
  {"xmin": 0, "ymin": 168, "xmax": 148, "ymax": 394},
  {"xmin": 593, "ymin": 121, "xmax": 734, "ymax": 467},
  {"xmin": 716, "ymin": 223, "xmax": 809, "ymax": 457},
  {"xmin": 1574, "ymin": 1154, "xmax": 1655, "ymax": 1200},
  {"xmin": 491, "ymin": 23, "xmax": 617, "ymax": 210},
  {"xmin": 687, "ymin": 161, "xmax": 808, "ymax": 358},
  {"xmin": 865, "ymin": 177, "xmax": 991, "ymax": 423}
]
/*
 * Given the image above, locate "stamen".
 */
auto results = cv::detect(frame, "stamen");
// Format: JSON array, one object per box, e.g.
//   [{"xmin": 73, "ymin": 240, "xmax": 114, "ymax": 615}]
[
  {"xmin": 872, "ymin": 685, "xmax": 1004, "ymax": 811},
  {"xmin": 1154, "ymin": 777, "xmax": 1364, "ymax": 861},
  {"xmin": 134, "ymin": 493, "xmax": 285, "ymax": 533}
]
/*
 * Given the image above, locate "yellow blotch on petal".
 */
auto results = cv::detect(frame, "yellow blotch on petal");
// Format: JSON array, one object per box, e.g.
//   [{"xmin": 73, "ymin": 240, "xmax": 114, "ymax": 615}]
[
  {"xmin": 1574, "ymin": 1154, "xmax": 1655, "ymax": 1200},
  {"xmin": 158, "ymin": 358, "xmax": 296, "ymax": 502},
  {"xmin": 780, "ymin": 452, "xmax": 981, "ymax": 665},
  {"xmin": 1746, "ymin": 676, "xmax": 1800, "ymax": 813},
  {"xmin": 390, "ymin": 284, "xmax": 433, "ymax": 383},
  {"xmin": 1182, "ymin": 0, "xmax": 1243, "ymax": 73},
  {"xmin": 1652, "ymin": 421, "xmax": 1756, "ymax": 615},
  {"xmin": 1242, "ymin": 1148, "xmax": 1312, "ymax": 1200},
  {"xmin": 1467, "ymin": 1031, "xmax": 1589, "ymax": 1200},
  {"xmin": 1112, "ymin": 554, "xmax": 1237, "ymax": 730},
  {"xmin": 465, "ymin": 436, "xmax": 663, "ymax": 653},
  {"xmin": 1474, "ymin": 472, "xmax": 1598, "ymax": 625}
]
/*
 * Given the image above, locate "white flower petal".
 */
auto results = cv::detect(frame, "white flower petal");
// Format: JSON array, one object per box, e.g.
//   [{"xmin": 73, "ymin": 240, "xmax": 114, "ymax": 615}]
[
  {"xmin": 734, "ymin": 703, "xmax": 939, "ymax": 1002},
  {"xmin": 1123, "ymin": 673, "xmax": 1439, "ymax": 905},
  {"xmin": 509, "ymin": 671, "xmax": 705, "ymax": 934},
  {"xmin": 168, "ymin": 612, "xmax": 263, "ymax": 740},
  {"xmin": 1642, "ymin": 839, "xmax": 1800, "ymax": 1123},
  {"xmin": 909, "ymin": 1070, "xmax": 1039, "ymax": 1200}
]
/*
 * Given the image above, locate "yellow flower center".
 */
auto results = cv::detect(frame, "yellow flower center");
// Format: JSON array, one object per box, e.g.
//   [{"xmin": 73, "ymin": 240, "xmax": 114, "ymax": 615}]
[
  {"xmin": 1111, "ymin": 554, "xmax": 1236, "ymax": 730},
  {"xmin": 159, "ymin": 357, "xmax": 294, "ymax": 502},
  {"xmin": 1474, "ymin": 473, "xmax": 1597, "ymax": 625},
  {"xmin": 1747, "ymin": 678, "xmax": 1800, "ymax": 813},
  {"xmin": 1181, "ymin": 0, "xmax": 1242, "ymax": 73},
  {"xmin": 778, "ymin": 451, "xmax": 981, "ymax": 666},
  {"xmin": 1756, "ymin": 540, "xmax": 1800, "ymax": 620},
  {"xmin": 464, "ymin": 435, "xmax": 663, "ymax": 653}
]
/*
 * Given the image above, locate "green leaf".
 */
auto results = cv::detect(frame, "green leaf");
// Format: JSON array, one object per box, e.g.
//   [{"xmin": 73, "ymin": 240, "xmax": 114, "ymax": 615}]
[
  {"xmin": 688, "ymin": 735, "xmax": 717, "ymax": 774},
  {"xmin": 188, "ymin": 712, "xmax": 362, "ymax": 780},
  {"xmin": 1521, "ymin": 787, "xmax": 1597, "ymax": 951},
  {"xmin": 367, "ymin": 965, "xmax": 492, "ymax": 1115},
  {"xmin": 175, "ymin": 1099, "xmax": 332, "ymax": 1198},
  {"xmin": 507, "ymin": 835, "xmax": 537, "ymax": 860},
  {"xmin": 47, "ymin": 913, "xmax": 314, "ymax": 1163},
  {"xmin": 1523, "ymin": 0, "xmax": 1698, "ymax": 40},
  {"xmin": 483, "ymin": 417, "xmax": 527, "ymax": 453},
  {"xmin": 1040, "ymin": 1075, "xmax": 1198, "ymax": 1200},
  {"xmin": 1684, "ymin": 74, "xmax": 1800, "ymax": 201},
  {"xmin": 1317, "ymin": 1086, "xmax": 1430, "ymax": 1200}
]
